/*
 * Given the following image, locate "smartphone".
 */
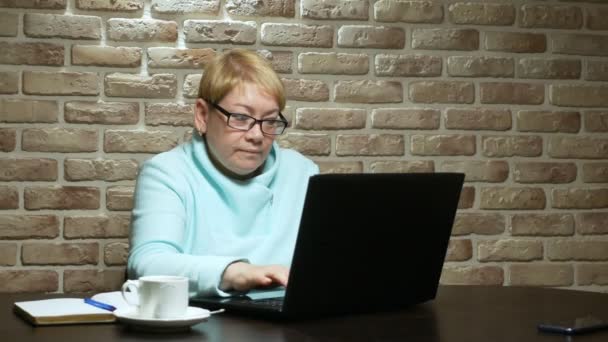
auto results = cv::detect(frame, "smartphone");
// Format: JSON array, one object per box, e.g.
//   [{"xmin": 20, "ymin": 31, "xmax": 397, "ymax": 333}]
[{"xmin": 538, "ymin": 315, "xmax": 608, "ymax": 335}]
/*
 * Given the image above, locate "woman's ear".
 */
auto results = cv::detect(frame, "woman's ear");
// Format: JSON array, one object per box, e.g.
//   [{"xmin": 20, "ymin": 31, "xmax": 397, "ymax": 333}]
[{"xmin": 194, "ymin": 98, "xmax": 209, "ymax": 136}]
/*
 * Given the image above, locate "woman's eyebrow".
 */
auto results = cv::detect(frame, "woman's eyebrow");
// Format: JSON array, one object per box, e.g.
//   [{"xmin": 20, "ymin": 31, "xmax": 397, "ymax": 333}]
[{"xmin": 231, "ymin": 103, "xmax": 280, "ymax": 116}]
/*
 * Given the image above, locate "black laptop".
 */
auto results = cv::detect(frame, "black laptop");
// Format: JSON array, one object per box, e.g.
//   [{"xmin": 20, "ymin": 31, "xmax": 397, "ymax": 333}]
[{"xmin": 191, "ymin": 173, "xmax": 465, "ymax": 319}]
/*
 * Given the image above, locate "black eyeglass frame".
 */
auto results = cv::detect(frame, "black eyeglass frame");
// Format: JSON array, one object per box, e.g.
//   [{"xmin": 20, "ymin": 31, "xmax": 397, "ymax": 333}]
[{"xmin": 208, "ymin": 101, "xmax": 289, "ymax": 136}]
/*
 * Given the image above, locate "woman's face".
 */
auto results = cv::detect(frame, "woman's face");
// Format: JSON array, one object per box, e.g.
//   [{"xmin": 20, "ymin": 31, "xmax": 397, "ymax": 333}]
[{"xmin": 195, "ymin": 83, "xmax": 280, "ymax": 178}]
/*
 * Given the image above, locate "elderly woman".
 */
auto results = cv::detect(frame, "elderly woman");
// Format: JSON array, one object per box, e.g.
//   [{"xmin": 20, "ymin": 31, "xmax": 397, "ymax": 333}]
[{"xmin": 128, "ymin": 49, "xmax": 319, "ymax": 297}]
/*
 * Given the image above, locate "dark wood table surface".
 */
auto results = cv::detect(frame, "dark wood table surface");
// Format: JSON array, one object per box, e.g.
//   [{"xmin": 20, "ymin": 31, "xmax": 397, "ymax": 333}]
[{"xmin": 2, "ymin": 285, "xmax": 607, "ymax": 341}]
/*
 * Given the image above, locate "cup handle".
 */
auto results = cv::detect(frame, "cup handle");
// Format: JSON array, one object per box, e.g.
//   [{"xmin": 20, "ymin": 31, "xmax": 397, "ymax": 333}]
[{"xmin": 121, "ymin": 280, "xmax": 139, "ymax": 306}]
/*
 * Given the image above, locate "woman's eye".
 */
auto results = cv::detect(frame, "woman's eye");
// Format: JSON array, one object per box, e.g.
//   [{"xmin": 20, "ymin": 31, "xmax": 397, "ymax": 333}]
[{"xmin": 232, "ymin": 114, "xmax": 251, "ymax": 122}]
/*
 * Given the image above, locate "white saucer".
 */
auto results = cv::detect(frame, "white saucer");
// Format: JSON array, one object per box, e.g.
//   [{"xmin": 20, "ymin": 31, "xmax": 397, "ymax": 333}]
[{"xmin": 113, "ymin": 306, "xmax": 210, "ymax": 331}]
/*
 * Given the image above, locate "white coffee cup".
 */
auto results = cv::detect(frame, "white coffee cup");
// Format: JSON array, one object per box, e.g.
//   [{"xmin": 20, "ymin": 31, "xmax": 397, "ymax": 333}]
[{"xmin": 121, "ymin": 275, "xmax": 189, "ymax": 319}]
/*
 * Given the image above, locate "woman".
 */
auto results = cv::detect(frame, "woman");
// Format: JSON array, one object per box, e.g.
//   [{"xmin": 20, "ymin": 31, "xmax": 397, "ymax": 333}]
[{"xmin": 128, "ymin": 49, "xmax": 319, "ymax": 297}]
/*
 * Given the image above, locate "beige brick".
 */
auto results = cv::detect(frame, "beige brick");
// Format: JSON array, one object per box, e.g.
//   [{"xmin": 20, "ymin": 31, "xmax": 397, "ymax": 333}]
[
  {"xmin": 548, "ymin": 136, "xmax": 608, "ymax": 159},
  {"xmin": 480, "ymin": 187, "xmax": 546, "ymax": 210},
  {"xmin": 516, "ymin": 111, "xmax": 580, "ymax": 133},
  {"xmin": 551, "ymin": 85, "xmax": 608, "ymax": 107},
  {"xmin": 24, "ymin": 13, "xmax": 100, "ymax": 39},
  {"xmin": 76, "ymin": 0, "xmax": 144, "ymax": 11},
  {"xmin": 517, "ymin": 58, "xmax": 581, "ymax": 79},
  {"xmin": 65, "ymin": 101, "xmax": 139, "ymax": 125},
  {"xmin": 552, "ymin": 33, "xmax": 608, "ymax": 56},
  {"xmin": 585, "ymin": 111, "xmax": 608, "ymax": 132},
  {"xmin": 510, "ymin": 264, "xmax": 573, "ymax": 286},
  {"xmin": 374, "ymin": 0, "xmax": 443, "ymax": 23},
  {"xmin": 1, "ymin": 0, "xmax": 66, "ymax": 8},
  {"xmin": 478, "ymin": 239, "xmax": 542, "ymax": 262},
  {"xmin": 369, "ymin": 160, "xmax": 434, "ymax": 173},
  {"xmin": 104, "ymin": 242, "xmax": 129, "ymax": 266},
  {"xmin": 106, "ymin": 186, "xmax": 134, "ymax": 211},
  {"xmin": 0, "ymin": 74, "xmax": 13, "ymax": 90},
  {"xmin": 578, "ymin": 264, "xmax": 608, "ymax": 286},
  {"xmin": 0, "ymin": 215, "xmax": 59, "ymax": 239},
  {"xmin": 0, "ymin": 99, "xmax": 58, "ymax": 123},
  {"xmin": 295, "ymin": 108, "xmax": 366, "ymax": 130},
  {"xmin": 577, "ymin": 212, "xmax": 608, "ymax": 235},
  {"xmin": 485, "ymin": 32, "xmax": 546, "ymax": 53},
  {"xmin": 520, "ymin": 4, "xmax": 582, "ymax": 29},
  {"xmin": 0, "ymin": 13, "xmax": 18, "ymax": 37},
  {"xmin": 282, "ymin": 78, "xmax": 329, "ymax": 102},
  {"xmin": 0, "ymin": 158, "xmax": 57, "ymax": 181},
  {"xmin": 0, "ymin": 243, "xmax": 17, "ymax": 266},
  {"xmin": 445, "ymin": 108, "xmax": 511, "ymax": 131},
  {"xmin": 0, "ymin": 129, "xmax": 16, "ymax": 152},
  {"xmin": 0, "ymin": 271, "xmax": 58, "ymax": 293},
  {"xmin": 299, "ymin": 52, "xmax": 368, "ymax": 75},
  {"xmin": 23, "ymin": 71, "xmax": 99, "ymax": 96},
  {"xmin": 583, "ymin": 163, "xmax": 608, "ymax": 183},
  {"xmin": 184, "ymin": 20, "xmax": 256, "ymax": 44},
  {"xmin": 148, "ymin": 47, "xmax": 215, "ymax": 69},
  {"xmin": 586, "ymin": 61, "xmax": 608, "ymax": 81},
  {"xmin": 440, "ymin": 266, "xmax": 503, "ymax": 285},
  {"xmin": 258, "ymin": 50, "xmax": 293, "ymax": 74},
  {"xmin": 64, "ymin": 214, "xmax": 130, "ymax": 239},
  {"xmin": 302, "ymin": 0, "xmax": 366, "ymax": 20},
  {"xmin": 25, "ymin": 186, "xmax": 100, "ymax": 210},
  {"xmin": 511, "ymin": 213, "xmax": 574, "ymax": 236},
  {"xmin": 513, "ymin": 162, "xmax": 577, "ymax": 184},
  {"xmin": 317, "ymin": 161, "xmax": 363, "ymax": 174},
  {"xmin": 183, "ymin": 74, "xmax": 201, "ymax": 99},
  {"xmin": 105, "ymin": 73, "xmax": 176, "ymax": 99},
  {"xmin": 375, "ymin": 54, "xmax": 441, "ymax": 77},
  {"xmin": 146, "ymin": 103, "xmax": 193, "ymax": 127},
  {"xmin": 227, "ymin": 0, "xmax": 294, "ymax": 17},
  {"xmin": 448, "ymin": 3, "xmax": 515, "ymax": 25},
  {"xmin": 72, "ymin": 45, "xmax": 141, "ymax": 67},
  {"xmin": 104, "ymin": 130, "xmax": 180, "ymax": 153},
  {"xmin": 447, "ymin": 56, "xmax": 513, "ymax": 77},
  {"xmin": 549, "ymin": 240, "xmax": 608, "ymax": 261},
  {"xmin": 411, "ymin": 134, "xmax": 475, "ymax": 156},
  {"xmin": 480, "ymin": 82, "xmax": 544, "ymax": 105},
  {"xmin": 0, "ymin": 186, "xmax": 18, "ymax": 209},
  {"xmin": 277, "ymin": 133, "xmax": 331, "ymax": 156},
  {"xmin": 64, "ymin": 269, "xmax": 125, "ymax": 293},
  {"xmin": 65, "ymin": 159, "xmax": 138, "ymax": 182},
  {"xmin": 108, "ymin": 18, "xmax": 177, "ymax": 42},
  {"xmin": 151, "ymin": 0, "xmax": 219, "ymax": 14},
  {"xmin": 410, "ymin": 81, "xmax": 474, "ymax": 104},
  {"xmin": 338, "ymin": 25, "xmax": 405, "ymax": 49},
  {"xmin": 372, "ymin": 108, "xmax": 439, "ymax": 130},
  {"xmin": 446, "ymin": 239, "xmax": 472, "ymax": 261},
  {"xmin": 0, "ymin": 42, "xmax": 64, "ymax": 66},
  {"xmin": 261, "ymin": 23, "xmax": 332, "ymax": 47},
  {"xmin": 458, "ymin": 186, "xmax": 475, "ymax": 209},
  {"xmin": 452, "ymin": 213, "xmax": 505, "ymax": 236},
  {"xmin": 552, "ymin": 188, "xmax": 608, "ymax": 209},
  {"xmin": 587, "ymin": 7, "xmax": 608, "ymax": 30},
  {"xmin": 440, "ymin": 160, "xmax": 508, "ymax": 183},
  {"xmin": 22, "ymin": 128, "xmax": 97, "ymax": 152},
  {"xmin": 336, "ymin": 134, "xmax": 404, "ymax": 156},
  {"xmin": 335, "ymin": 80, "xmax": 402, "ymax": 104},
  {"xmin": 412, "ymin": 28, "xmax": 478, "ymax": 51},
  {"xmin": 22, "ymin": 242, "xmax": 98, "ymax": 265}
]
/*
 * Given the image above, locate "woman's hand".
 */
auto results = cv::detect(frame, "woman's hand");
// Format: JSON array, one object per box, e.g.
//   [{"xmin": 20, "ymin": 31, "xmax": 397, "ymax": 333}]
[{"xmin": 220, "ymin": 262, "xmax": 289, "ymax": 292}]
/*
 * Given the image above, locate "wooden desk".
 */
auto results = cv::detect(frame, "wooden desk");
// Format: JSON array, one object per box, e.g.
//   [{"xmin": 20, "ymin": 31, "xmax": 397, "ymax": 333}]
[{"xmin": 2, "ymin": 286, "xmax": 607, "ymax": 341}]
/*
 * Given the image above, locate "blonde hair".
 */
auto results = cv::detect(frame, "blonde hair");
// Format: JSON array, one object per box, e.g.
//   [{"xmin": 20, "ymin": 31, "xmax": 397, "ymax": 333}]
[{"xmin": 198, "ymin": 49, "xmax": 285, "ymax": 110}]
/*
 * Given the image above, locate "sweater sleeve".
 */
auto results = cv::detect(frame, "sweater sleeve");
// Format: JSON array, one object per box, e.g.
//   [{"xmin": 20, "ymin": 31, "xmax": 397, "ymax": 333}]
[{"xmin": 127, "ymin": 157, "xmax": 245, "ymax": 298}]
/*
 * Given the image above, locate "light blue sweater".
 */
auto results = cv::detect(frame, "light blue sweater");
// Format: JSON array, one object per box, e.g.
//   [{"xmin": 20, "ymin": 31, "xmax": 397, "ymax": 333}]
[{"xmin": 128, "ymin": 133, "xmax": 319, "ymax": 297}]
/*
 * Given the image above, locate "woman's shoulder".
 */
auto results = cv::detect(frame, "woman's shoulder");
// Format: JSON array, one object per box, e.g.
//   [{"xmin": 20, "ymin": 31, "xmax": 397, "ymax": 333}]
[{"xmin": 141, "ymin": 143, "xmax": 191, "ymax": 173}]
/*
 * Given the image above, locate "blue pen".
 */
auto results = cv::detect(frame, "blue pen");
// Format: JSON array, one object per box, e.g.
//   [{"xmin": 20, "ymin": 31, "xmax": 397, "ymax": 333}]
[{"xmin": 84, "ymin": 298, "xmax": 117, "ymax": 312}]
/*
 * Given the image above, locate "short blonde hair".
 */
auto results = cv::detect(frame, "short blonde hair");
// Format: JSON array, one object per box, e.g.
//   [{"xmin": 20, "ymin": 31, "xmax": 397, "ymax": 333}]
[{"xmin": 198, "ymin": 49, "xmax": 286, "ymax": 110}]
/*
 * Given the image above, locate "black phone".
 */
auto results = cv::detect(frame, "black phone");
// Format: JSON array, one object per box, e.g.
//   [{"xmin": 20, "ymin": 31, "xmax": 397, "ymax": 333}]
[{"xmin": 538, "ymin": 316, "xmax": 608, "ymax": 335}]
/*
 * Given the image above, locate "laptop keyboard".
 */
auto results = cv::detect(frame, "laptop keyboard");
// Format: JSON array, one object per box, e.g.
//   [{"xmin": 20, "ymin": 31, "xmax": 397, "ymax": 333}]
[{"xmin": 229, "ymin": 297, "xmax": 284, "ymax": 310}]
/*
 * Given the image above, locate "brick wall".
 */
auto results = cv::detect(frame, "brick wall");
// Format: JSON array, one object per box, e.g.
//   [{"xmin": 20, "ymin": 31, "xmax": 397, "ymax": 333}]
[{"xmin": 0, "ymin": 0, "xmax": 607, "ymax": 294}]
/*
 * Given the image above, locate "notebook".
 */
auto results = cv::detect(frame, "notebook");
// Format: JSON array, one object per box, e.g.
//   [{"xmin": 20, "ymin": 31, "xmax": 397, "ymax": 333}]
[{"xmin": 191, "ymin": 173, "xmax": 465, "ymax": 319}]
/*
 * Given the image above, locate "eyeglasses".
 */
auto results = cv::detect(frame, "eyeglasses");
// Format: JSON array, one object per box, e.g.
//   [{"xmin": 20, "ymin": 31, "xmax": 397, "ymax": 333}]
[{"xmin": 209, "ymin": 102, "xmax": 288, "ymax": 136}]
